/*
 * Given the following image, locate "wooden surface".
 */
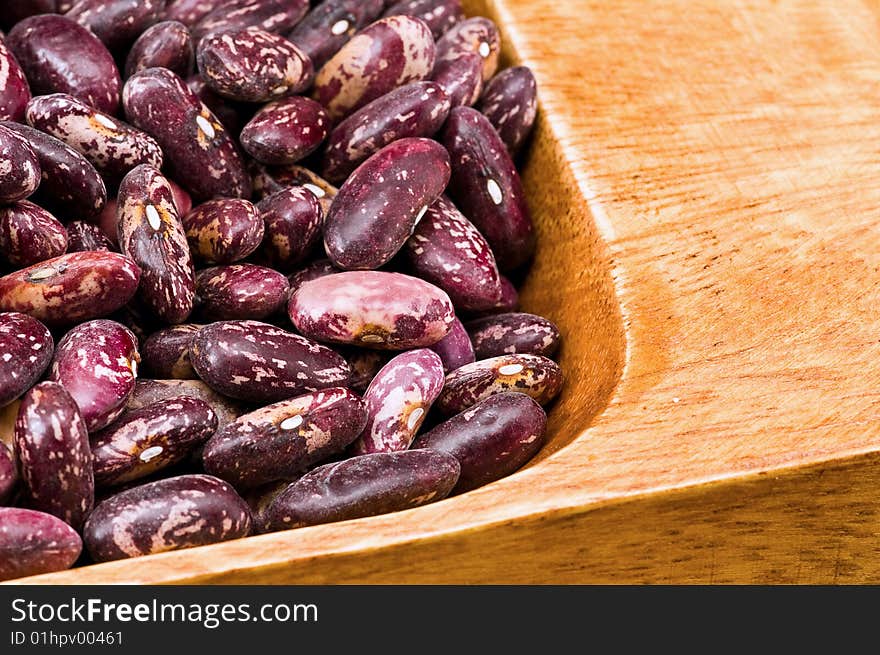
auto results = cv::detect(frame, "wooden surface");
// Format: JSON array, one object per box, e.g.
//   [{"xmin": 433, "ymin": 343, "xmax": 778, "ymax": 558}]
[{"xmin": 12, "ymin": 0, "xmax": 880, "ymax": 584}]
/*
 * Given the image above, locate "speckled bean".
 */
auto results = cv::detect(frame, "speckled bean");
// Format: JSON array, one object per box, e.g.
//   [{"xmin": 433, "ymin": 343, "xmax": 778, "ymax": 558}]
[
  {"xmin": 321, "ymin": 81, "xmax": 451, "ymax": 183},
  {"xmin": 435, "ymin": 16, "xmax": 500, "ymax": 82},
  {"xmin": 91, "ymin": 397, "xmax": 217, "ymax": 487},
  {"xmin": 192, "ymin": 0, "xmax": 309, "ymax": 42},
  {"xmin": 430, "ymin": 51, "xmax": 483, "ymax": 107},
  {"xmin": 203, "ymin": 386, "xmax": 368, "ymax": 488},
  {"xmin": 258, "ymin": 186, "xmax": 323, "ymax": 271},
  {"xmin": 250, "ymin": 163, "xmax": 337, "ymax": 214},
  {"xmin": 286, "ymin": 258, "xmax": 339, "ymax": 296},
  {"xmin": 0, "ymin": 122, "xmax": 39, "ymax": 203},
  {"xmin": 14, "ymin": 382, "xmax": 93, "ymax": 529},
  {"xmin": 0, "ymin": 252, "xmax": 141, "ymax": 326},
  {"xmin": 285, "ymin": 0, "xmax": 384, "ymax": 71},
  {"xmin": 313, "ymin": 15, "xmax": 436, "ymax": 121},
  {"xmin": 191, "ymin": 320, "xmax": 351, "ymax": 402},
  {"xmin": 0, "ymin": 36, "xmax": 31, "ymax": 122},
  {"xmin": 195, "ymin": 264, "xmax": 289, "ymax": 320},
  {"xmin": 163, "ymin": 0, "xmax": 228, "ymax": 27},
  {"xmin": 241, "ymin": 96, "xmax": 329, "ymax": 165},
  {"xmin": 186, "ymin": 73, "xmax": 246, "ymax": 135},
  {"xmin": 0, "ymin": 312, "xmax": 53, "ymax": 408},
  {"xmin": 262, "ymin": 449, "xmax": 459, "ymax": 531},
  {"xmin": 442, "ymin": 106, "xmax": 535, "ymax": 271},
  {"xmin": 48, "ymin": 319, "xmax": 139, "ymax": 431},
  {"xmin": 182, "ymin": 198, "xmax": 264, "ymax": 264},
  {"xmin": 0, "ymin": 508, "xmax": 82, "ymax": 581},
  {"xmin": 127, "ymin": 378, "xmax": 243, "ymax": 429},
  {"xmin": 0, "ymin": 201, "xmax": 68, "ymax": 267},
  {"xmin": 324, "ymin": 138, "xmax": 450, "ymax": 270},
  {"xmin": 429, "ymin": 316, "xmax": 474, "ymax": 373},
  {"xmin": 66, "ymin": 0, "xmax": 165, "ymax": 53},
  {"xmin": 83, "ymin": 474, "xmax": 251, "ymax": 562},
  {"xmin": 289, "ymin": 271, "xmax": 455, "ymax": 349},
  {"xmin": 0, "ymin": 443, "xmax": 15, "ymax": 503},
  {"xmin": 126, "ymin": 20, "xmax": 195, "ymax": 79},
  {"xmin": 117, "ymin": 164, "xmax": 196, "ymax": 324},
  {"xmin": 478, "ymin": 66, "xmax": 538, "ymax": 155},
  {"xmin": 141, "ymin": 324, "xmax": 202, "ymax": 379},
  {"xmin": 65, "ymin": 221, "xmax": 114, "ymax": 253},
  {"xmin": 412, "ymin": 391, "xmax": 546, "ymax": 493},
  {"xmin": 382, "ymin": 0, "xmax": 463, "ymax": 38},
  {"xmin": 404, "ymin": 194, "xmax": 502, "ymax": 313},
  {"xmin": 351, "ymin": 349, "xmax": 444, "ymax": 454},
  {"xmin": 466, "ymin": 312, "xmax": 560, "ymax": 360},
  {"xmin": 26, "ymin": 93, "xmax": 164, "ymax": 186},
  {"xmin": 197, "ymin": 28, "xmax": 313, "ymax": 103},
  {"xmin": 1, "ymin": 121, "xmax": 107, "ymax": 220},
  {"xmin": 123, "ymin": 67, "xmax": 251, "ymax": 201},
  {"xmin": 6, "ymin": 14, "xmax": 121, "ymax": 114},
  {"xmin": 435, "ymin": 353, "xmax": 563, "ymax": 415}
]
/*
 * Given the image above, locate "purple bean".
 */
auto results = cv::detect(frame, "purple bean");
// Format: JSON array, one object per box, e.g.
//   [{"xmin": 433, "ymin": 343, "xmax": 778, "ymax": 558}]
[
  {"xmin": 257, "ymin": 186, "xmax": 323, "ymax": 272},
  {"xmin": 182, "ymin": 198, "xmax": 264, "ymax": 264},
  {"xmin": 66, "ymin": 0, "xmax": 165, "ymax": 53},
  {"xmin": 192, "ymin": 0, "xmax": 309, "ymax": 42},
  {"xmin": 240, "ymin": 96, "xmax": 329, "ymax": 165},
  {"xmin": 381, "ymin": 0, "xmax": 463, "ymax": 39},
  {"xmin": 429, "ymin": 316, "xmax": 474, "ymax": 373},
  {"xmin": 0, "ymin": 36, "xmax": 31, "ymax": 122},
  {"xmin": 0, "ymin": 508, "xmax": 82, "ymax": 581},
  {"xmin": 0, "ymin": 200, "xmax": 68, "ymax": 267},
  {"xmin": 478, "ymin": 66, "xmax": 538, "ymax": 155},
  {"xmin": 141, "ymin": 324, "xmax": 202, "ymax": 379},
  {"xmin": 430, "ymin": 52, "xmax": 483, "ymax": 107},
  {"xmin": 126, "ymin": 20, "xmax": 195, "ymax": 79},
  {"xmin": 285, "ymin": 0, "xmax": 384, "ymax": 71},
  {"xmin": 195, "ymin": 264, "xmax": 289, "ymax": 321},
  {"xmin": 0, "ymin": 312, "xmax": 53, "ymax": 408},
  {"xmin": 465, "ymin": 312, "xmax": 561, "ymax": 360},
  {"xmin": 435, "ymin": 16, "xmax": 500, "ymax": 82},
  {"xmin": 65, "ymin": 221, "xmax": 114, "ymax": 253},
  {"xmin": 0, "ymin": 122, "xmax": 39, "ymax": 202}
]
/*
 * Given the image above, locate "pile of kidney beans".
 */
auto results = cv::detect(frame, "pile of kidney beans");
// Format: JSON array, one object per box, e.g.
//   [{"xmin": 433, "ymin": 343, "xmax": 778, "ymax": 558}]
[{"xmin": 0, "ymin": 0, "xmax": 563, "ymax": 581}]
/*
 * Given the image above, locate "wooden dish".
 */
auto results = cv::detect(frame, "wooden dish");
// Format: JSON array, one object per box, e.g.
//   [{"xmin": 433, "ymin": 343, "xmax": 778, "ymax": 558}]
[{"xmin": 10, "ymin": 0, "xmax": 880, "ymax": 584}]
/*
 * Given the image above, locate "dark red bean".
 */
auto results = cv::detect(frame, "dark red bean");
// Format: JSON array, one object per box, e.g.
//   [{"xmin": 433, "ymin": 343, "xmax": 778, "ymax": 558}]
[
  {"xmin": 0, "ymin": 312, "xmax": 53, "ymax": 408},
  {"xmin": 430, "ymin": 51, "xmax": 483, "ymax": 107},
  {"xmin": 6, "ymin": 14, "xmax": 121, "ymax": 114},
  {"xmin": 65, "ymin": 221, "xmax": 114, "ymax": 253},
  {"xmin": 240, "ymin": 96, "xmax": 329, "ymax": 165},
  {"xmin": 141, "ymin": 324, "xmax": 202, "ymax": 379},
  {"xmin": 257, "ymin": 186, "xmax": 323, "ymax": 272},
  {"xmin": 0, "ymin": 201, "xmax": 68, "ymax": 267},
  {"xmin": 0, "ymin": 36, "xmax": 31, "ymax": 122},
  {"xmin": 324, "ymin": 138, "xmax": 450, "ymax": 270},
  {"xmin": 466, "ymin": 312, "xmax": 561, "ymax": 360},
  {"xmin": 66, "ymin": 0, "xmax": 165, "ymax": 53},
  {"xmin": 381, "ymin": 0, "xmax": 463, "ymax": 39},
  {"xmin": 435, "ymin": 16, "xmax": 500, "ymax": 82},
  {"xmin": 14, "ymin": 381, "xmax": 93, "ymax": 529},
  {"xmin": 182, "ymin": 198, "xmax": 264, "ymax": 264},
  {"xmin": 195, "ymin": 264, "xmax": 289, "ymax": 321},
  {"xmin": 478, "ymin": 66, "xmax": 538, "ymax": 155},
  {"xmin": 0, "ymin": 508, "xmax": 82, "ymax": 581},
  {"xmin": 163, "ymin": 0, "xmax": 228, "ymax": 27},
  {"xmin": 0, "ymin": 123, "xmax": 40, "ymax": 203},
  {"xmin": 125, "ymin": 20, "xmax": 195, "ymax": 79},
  {"xmin": 250, "ymin": 162, "xmax": 337, "ymax": 213},
  {"xmin": 429, "ymin": 316, "xmax": 474, "ymax": 373},
  {"xmin": 285, "ymin": 0, "xmax": 384, "ymax": 71},
  {"xmin": 191, "ymin": 0, "xmax": 309, "ymax": 42}
]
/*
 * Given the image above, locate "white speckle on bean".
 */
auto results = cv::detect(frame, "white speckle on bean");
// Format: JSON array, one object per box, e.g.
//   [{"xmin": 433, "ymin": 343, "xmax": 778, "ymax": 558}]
[
  {"xmin": 406, "ymin": 407, "xmax": 424, "ymax": 431},
  {"xmin": 498, "ymin": 363, "xmax": 524, "ymax": 375},
  {"xmin": 331, "ymin": 19, "xmax": 350, "ymax": 36},
  {"xmin": 140, "ymin": 446, "xmax": 164, "ymax": 462},
  {"xmin": 487, "ymin": 178, "xmax": 503, "ymax": 205},
  {"xmin": 280, "ymin": 415, "xmax": 304, "ymax": 430},
  {"xmin": 303, "ymin": 183, "xmax": 325, "ymax": 198},
  {"xmin": 478, "ymin": 41, "xmax": 491, "ymax": 57},
  {"xmin": 196, "ymin": 115, "xmax": 216, "ymax": 140},
  {"xmin": 146, "ymin": 204, "xmax": 162, "ymax": 231}
]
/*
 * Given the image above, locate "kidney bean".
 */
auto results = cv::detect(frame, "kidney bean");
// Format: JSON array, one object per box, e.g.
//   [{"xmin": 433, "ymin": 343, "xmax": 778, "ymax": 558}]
[
  {"xmin": 251, "ymin": 162, "xmax": 337, "ymax": 214},
  {"xmin": 182, "ymin": 198, "xmax": 264, "ymax": 264},
  {"xmin": 324, "ymin": 138, "xmax": 450, "ymax": 270},
  {"xmin": 290, "ymin": 271, "xmax": 455, "ymax": 349},
  {"xmin": 466, "ymin": 312, "xmax": 560, "ymax": 360},
  {"xmin": 141, "ymin": 324, "xmax": 202, "ymax": 379},
  {"xmin": 0, "ymin": 123, "xmax": 39, "ymax": 203},
  {"xmin": 66, "ymin": 0, "xmax": 165, "ymax": 53},
  {"xmin": 2, "ymin": 121, "xmax": 107, "ymax": 220},
  {"xmin": 192, "ymin": 0, "xmax": 309, "ymax": 42},
  {"xmin": 285, "ymin": 0, "xmax": 384, "ymax": 71},
  {"xmin": 91, "ymin": 396, "xmax": 217, "ymax": 487},
  {"xmin": 430, "ymin": 51, "xmax": 483, "ymax": 107},
  {"xmin": 163, "ymin": 0, "xmax": 228, "ymax": 27},
  {"xmin": 26, "ymin": 93, "xmax": 164, "ymax": 187},
  {"xmin": 442, "ymin": 106, "xmax": 535, "ymax": 271},
  {"xmin": 123, "ymin": 67, "xmax": 251, "ymax": 201},
  {"xmin": 14, "ymin": 382, "xmax": 93, "ymax": 529},
  {"xmin": 313, "ymin": 15, "xmax": 436, "ymax": 121},
  {"xmin": 128, "ymin": 378, "xmax": 244, "ymax": 429},
  {"xmin": 287, "ymin": 258, "xmax": 339, "ymax": 296},
  {"xmin": 0, "ymin": 201, "xmax": 68, "ymax": 267},
  {"xmin": 435, "ymin": 353, "xmax": 563, "ymax": 415},
  {"xmin": 118, "ymin": 164, "xmax": 196, "ymax": 324},
  {"xmin": 413, "ymin": 391, "xmax": 546, "ymax": 493},
  {"xmin": 321, "ymin": 81, "xmax": 451, "ymax": 183},
  {"xmin": 262, "ymin": 449, "xmax": 459, "ymax": 531},
  {"xmin": 186, "ymin": 73, "xmax": 246, "ymax": 135},
  {"xmin": 0, "ymin": 312, "xmax": 53, "ymax": 408},
  {"xmin": 6, "ymin": 14, "xmax": 121, "ymax": 114},
  {"xmin": 83, "ymin": 474, "xmax": 251, "ymax": 562},
  {"xmin": 125, "ymin": 20, "xmax": 195, "ymax": 79},
  {"xmin": 403, "ymin": 195, "xmax": 502, "ymax": 313},
  {"xmin": 0, "ymin": 252, "xmax": 140, "ymax": 326},
  {"xmin": 257, "ymin": 186, "xmax": 323, "ymax": 272},
  {"xmin": 241, "ymin": 96, "xmax": 329, "ymax": 165},
  {"xmin": 48, "ymin": 319, "xmax": 139, "ymax": 431},
  {"xmin": 429, "ymin": 316, "xmax": 474, "ymax": 373},
  {"xmin": 203, "ymin": 386, "xmax": 368, "ymax": 488},
  {"xmin": 197, "ymin": 28, "xmax": 313, "ymax": 103},
  {"xmin": 382, "ymin": 0, "xmax": 463, "ymax": 39},
  {"xmin": 350, "ymin": 349, "xmax": 444, "ymax": 455},
  {"xmin": 191, "ymin": 320, "xmax": 351, "ymax": 402},
  {"xmin": 65, "ymin": 220, "xmax": 114, "ymax": 253},
  {"xmin": 0, "ymin": 508, "xmax": 82, "ymax": 581},
  {"xmin": 478, "ymin": 66, "xmax": 538, "ymax": 155},
  {"xmin": 195, "ymin": 264, "xmax": 289, "ymax": 321},
  {"xmin": 244, "ymin": 477, "xmax": 301, "ymax": 526},
  {"xmin": 435, "ymin": 16, "xmax": 500, "ymax": 82},
  {"xmin": 0, "ymin": 36, "xmax": 31, "ymax": 122},
  {"xmin": 0, "ymin": 443, "xmax": 15, "ymax": 503}
]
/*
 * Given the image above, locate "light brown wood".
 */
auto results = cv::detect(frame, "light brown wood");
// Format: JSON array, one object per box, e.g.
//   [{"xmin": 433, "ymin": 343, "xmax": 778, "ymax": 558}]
[{"xmin": 11, "ymin": 0, "xmax": 880, "ymax": 584}]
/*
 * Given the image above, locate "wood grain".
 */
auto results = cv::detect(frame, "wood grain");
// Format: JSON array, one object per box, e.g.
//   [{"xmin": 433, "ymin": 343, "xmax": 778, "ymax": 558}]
[{"xmin": 12, "ymin": 0, "xmax": 880, "ymax": 584}]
